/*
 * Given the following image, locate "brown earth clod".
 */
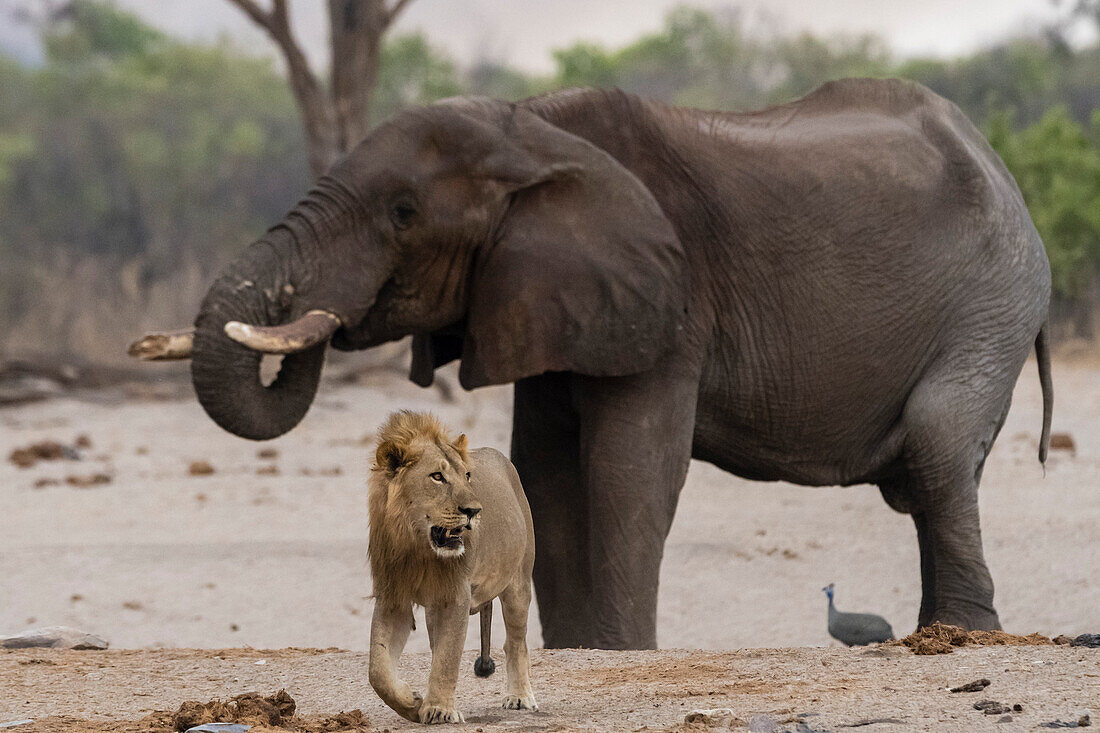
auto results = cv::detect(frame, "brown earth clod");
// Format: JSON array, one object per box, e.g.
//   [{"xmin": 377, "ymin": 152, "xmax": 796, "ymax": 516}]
[
  {"xmin": 950, "ymin": 678, "xmax": 991, "ymax": 693},
  {"xmin": 188, "ymin": 461, "xmax": 215, "ymax": 476},
  {"xmin": 9, "ymin": 440, "xmax": 70, "ymax": 468},
  {"xmin": 894, "ymin": 623, "xmax": 1052, "ymax": 655},
  {"xmin": 66, "ymin": 473, "xmax": 112, "ymax": 488},
  {"xmin": 171, "ymin": 690, "xmax": 296, "ymax": 731}
]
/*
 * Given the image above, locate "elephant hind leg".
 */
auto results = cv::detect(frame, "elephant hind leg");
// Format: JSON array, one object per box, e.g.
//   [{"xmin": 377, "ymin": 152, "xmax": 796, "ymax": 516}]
[{"xmin": 898, "ymin": 378, "xmax": 1012, "ymax": 631}]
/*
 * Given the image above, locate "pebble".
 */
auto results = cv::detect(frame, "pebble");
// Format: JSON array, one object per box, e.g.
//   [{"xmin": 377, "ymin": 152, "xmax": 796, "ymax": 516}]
[
  {"xmin": 684, "ymin": 708, "xmax": 738, "ymax": 725},
  {"xmin": 1071, "ymin": 634, "xmax": 1100, "ymax": 648},
  {"xmin": 184, "ymin": 726, "xmax": 252, "ymax": 733},
  {"xmin": 748, "ymin": 714, "xmax": 779, "ymax": 732},
  {"xmin": 0, "ymin": 626, "xmax": 108, "ymax": 650}
]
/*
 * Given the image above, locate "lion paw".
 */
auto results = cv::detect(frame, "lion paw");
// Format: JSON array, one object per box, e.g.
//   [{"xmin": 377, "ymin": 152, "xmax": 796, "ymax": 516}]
[
  {"xmin": 419, "ymin": 704, "xmax": 464, "ymax": 724},
  {"xmin": 503, "ymin": 694, "xmax": 538, "ymax": 711}
]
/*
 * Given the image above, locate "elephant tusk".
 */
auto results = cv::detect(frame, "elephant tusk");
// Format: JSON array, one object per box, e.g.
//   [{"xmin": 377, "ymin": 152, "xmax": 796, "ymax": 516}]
[
  {"xmin": 224, "ymin": 310, "xmax": 342, "ymax": 354},
  {"xmin": 128, "ymin": 328, "xmax": 195, "ymax": 361}
]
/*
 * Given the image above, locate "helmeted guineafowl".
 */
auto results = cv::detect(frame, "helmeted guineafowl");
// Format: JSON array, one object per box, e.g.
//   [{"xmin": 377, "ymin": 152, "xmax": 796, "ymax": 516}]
[{"xmin": 823, "ymin": 583, "xmax": 894, "ymax": 646}]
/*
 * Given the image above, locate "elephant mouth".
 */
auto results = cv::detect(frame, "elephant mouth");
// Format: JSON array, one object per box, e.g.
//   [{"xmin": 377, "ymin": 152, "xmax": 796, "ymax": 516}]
[{"xmin": 430, "ymin": 525, "xmax": 466, "ymax": 557}]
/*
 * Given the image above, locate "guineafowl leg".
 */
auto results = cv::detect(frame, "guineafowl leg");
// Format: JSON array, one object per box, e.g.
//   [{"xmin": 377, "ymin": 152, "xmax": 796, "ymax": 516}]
[
  {"xmin": 511, "ymin": 374, "xmax": 592, "ymax": 648},
  {"xmin": 900, "ymin": 374, "xmax": 1013, "ymax": 631}
]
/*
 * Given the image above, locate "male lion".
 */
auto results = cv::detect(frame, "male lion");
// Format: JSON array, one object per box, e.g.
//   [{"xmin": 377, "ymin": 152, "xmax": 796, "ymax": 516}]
[{"xmin": 367, "ymin": 411, "xmax": 538, "ymax": 724}]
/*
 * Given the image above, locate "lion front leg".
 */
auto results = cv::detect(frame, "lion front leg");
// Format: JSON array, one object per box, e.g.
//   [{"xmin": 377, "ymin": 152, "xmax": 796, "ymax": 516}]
[
  {"xmin": 369, "ymin": 602, "xmax": 421, "ymax": 722},
  {"xmin": 420, "ymin": 596, "xmax": 470, "ymax": 724}
]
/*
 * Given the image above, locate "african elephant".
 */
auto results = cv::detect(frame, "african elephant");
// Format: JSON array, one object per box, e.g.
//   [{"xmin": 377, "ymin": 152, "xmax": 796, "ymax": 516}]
[{"xmin": 179, "ymin": 78, "xmax": 1052, "ymax": 650}]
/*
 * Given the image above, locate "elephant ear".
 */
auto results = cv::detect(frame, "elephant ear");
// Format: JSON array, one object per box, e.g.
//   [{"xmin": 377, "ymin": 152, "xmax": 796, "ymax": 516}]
[{"xmin": 413, "ymin": 106, "xmax": 687, "ymax": 390}]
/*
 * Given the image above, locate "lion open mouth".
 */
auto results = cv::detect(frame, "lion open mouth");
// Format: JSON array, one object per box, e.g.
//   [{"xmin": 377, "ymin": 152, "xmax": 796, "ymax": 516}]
[{"xmin": 430, "ymin": 525, "xmax": 465, "ymax": 554}]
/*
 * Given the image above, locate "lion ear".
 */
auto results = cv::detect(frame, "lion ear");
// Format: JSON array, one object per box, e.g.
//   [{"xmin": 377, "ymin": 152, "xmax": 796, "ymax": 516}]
[
  {"xmin": 375, "ymin": 440, "xmax": 409, "ymax": 476},
  {"xmin": 452, "ymin": 433, "xmax": 468, "ymax": 460}
]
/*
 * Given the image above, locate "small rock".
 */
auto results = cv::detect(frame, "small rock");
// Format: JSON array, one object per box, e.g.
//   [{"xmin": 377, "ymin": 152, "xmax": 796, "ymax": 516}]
[
  {"xmin": 184, "ymin": 725, "xmax": 252, "ymax": 733},
  {"xmin": 32, "ymin": 478, "xmax": 59, "ymax": 489},
  {"xmin": 74, "ymin": 434, "xmax": 92, "ymax": 449},
  {"xmin": 256, "ymin": 465, "xmax": 280, "ymax": 476},
  {"xmin": 1071, "ymin": 634, "xmax": 1100, "ymax": 648},
  {"xmin": 257, "ymin": 448, "xmax": 278, "ymax": 459},
  {"xmin": 0, "ymin": 626, "xmax": 108, "ymax": 650},
  {"xmin": 996, "ymin": 716, "xmax": 1013, "ymax": 724},
  {"xmin": 1039, "ymin": 720, "xmax": 1089, "ymax": 729},
  {"xmin": 975, "ymin": 701, "xmax": 1010, "ymax": 715},
  {"xmin": 1054, "ymin": 635, "xmax": 1075, "ymax": 645},
  {"xmin": 685, "ymin": 708, "xmax": 739, "ymax": 726},
  {"xmin": 748, "ymin": 714, "xmax": 779, "ymax": 733},
  {"xmin": 951, "ymin": 678, "xmax": 991, "ymax": 693},
  {"xmin": 189, "ymin": 461, "xmax": 215, "ymax": 476}
]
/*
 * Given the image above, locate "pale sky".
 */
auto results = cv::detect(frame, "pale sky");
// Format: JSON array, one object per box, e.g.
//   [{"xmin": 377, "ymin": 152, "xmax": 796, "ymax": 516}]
[{"xmin": 3, "ymin": 0, "xmax": 1094, "ymax": 72}]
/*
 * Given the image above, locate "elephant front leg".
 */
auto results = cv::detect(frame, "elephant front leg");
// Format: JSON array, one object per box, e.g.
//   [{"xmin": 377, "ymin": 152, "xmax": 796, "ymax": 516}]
[
  {"xmin": 512, "ymin": 374, "xmax": 593, "ymax": 648},
  {"xmin": 368, "ymin": 603, "xmax": 421, "ymax": 722},
  {"xmin": 574, "ymin": 363, "xmax": 699, "ymax": 650},
  {"xmin": 420, "ymin": 597, "xmax": 471, "ymax": 724}
]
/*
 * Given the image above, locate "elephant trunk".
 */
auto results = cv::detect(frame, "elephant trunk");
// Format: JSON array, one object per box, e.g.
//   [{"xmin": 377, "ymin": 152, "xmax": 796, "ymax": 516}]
[{"xmin": 191, "ymin": 236, "xmax": 326, "ymax": 441}]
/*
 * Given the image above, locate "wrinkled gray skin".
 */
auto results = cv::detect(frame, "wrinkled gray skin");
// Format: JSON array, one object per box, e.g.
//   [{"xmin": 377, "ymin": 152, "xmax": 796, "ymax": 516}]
[{"xmin": 191, "ymin": 79, "xmax": 1052, "ymax": 650}]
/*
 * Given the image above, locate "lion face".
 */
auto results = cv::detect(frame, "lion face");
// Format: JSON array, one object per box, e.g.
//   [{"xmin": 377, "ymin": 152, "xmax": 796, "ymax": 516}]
[
  {"xmin": 399, "ymin": 441, "xmax": 482, "ymax": 559},
  {"xmin": 369, "ymin": 412, "xmax": 482, "ymax": 564}
]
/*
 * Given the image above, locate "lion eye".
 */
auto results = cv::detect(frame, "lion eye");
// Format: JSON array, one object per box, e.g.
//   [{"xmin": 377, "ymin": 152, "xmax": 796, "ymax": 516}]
[
  {"xmin": 430, "ymin": 472, "xmax": 444, "ymax": 483},
  {"xmin": 465, "ymin": 472, "xmax": 471, "ymax": 481}
]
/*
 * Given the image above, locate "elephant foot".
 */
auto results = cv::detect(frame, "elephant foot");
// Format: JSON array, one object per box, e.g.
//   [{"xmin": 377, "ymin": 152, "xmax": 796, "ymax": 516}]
[{"xmin": 926, "ymin": 607, "xmax": 1001, "ymax": 631}]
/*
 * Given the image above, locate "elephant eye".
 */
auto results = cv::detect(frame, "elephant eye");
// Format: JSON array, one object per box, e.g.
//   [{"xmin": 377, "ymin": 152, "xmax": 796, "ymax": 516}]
[
  {"xmin": 430, "ymin": 472, "xmax": 444, "ymax": 483},
  {"xmin": 390, "ymin": 201, "xmax": 417, "ymax": 230}
]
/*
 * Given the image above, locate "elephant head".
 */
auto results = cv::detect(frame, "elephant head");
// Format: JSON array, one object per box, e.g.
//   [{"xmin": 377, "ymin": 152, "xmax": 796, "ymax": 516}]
[{"xmin": 190, "ymin": 97, "xmax": 687, "ymax": 440}]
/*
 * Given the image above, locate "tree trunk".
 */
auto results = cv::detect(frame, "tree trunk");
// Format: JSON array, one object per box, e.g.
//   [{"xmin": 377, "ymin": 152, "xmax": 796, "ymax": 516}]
[
  {"xmin": 329, "ymin": 0, "xmax": 386, "ymax": 152},
  {"xmin": 226, "ymin": 0, "xmax": 414, "ymax": 178}
]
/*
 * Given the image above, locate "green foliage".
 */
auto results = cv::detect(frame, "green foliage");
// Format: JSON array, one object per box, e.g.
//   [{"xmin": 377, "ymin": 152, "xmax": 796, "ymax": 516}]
[
  {"xmin": 0, "ymin": 2, "xmax": 310, "ymax": 333},
  {"xmin": 551, "ymin": 8, "xmax": 768, "ymax": 110},
  {"xmin": 43, "ymin": 0, "xmax": 166, "ymax": 62},
  {"xmin": 371, "ymin": 33, "xmax": 463, "ymax": 123},
  {"xmin": 987, "ymin": 107, "xmax": 1100, "ymax": 299},
  {"xmin": 769, "ymin": 33, "xmax": 891, "ymax": 102},
  {"xmin": 898, "ymin": 40, "xmax": 1058, "ymax": 126}
]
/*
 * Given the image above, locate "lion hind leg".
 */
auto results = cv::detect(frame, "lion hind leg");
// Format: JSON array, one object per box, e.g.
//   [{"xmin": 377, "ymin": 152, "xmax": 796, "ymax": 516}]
[{"xmin": 500, "ymin": 579, "xmax": 537, "ymax": 711}]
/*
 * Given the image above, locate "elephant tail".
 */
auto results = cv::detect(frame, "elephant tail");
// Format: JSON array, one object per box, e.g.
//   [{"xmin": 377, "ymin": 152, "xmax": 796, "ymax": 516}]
[{"xmin": 1035, "ymin": 323, "xmax": 1053, "ymax": 465}]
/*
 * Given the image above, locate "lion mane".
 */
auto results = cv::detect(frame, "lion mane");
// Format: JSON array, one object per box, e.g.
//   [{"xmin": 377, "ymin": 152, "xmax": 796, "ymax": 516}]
[{"xmin": 368, "ymin": 410, "xmax": 471, "ymax": 608}]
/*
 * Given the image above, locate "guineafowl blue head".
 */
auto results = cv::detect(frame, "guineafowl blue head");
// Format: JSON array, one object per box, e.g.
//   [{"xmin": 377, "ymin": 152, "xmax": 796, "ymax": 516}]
[{"xmin": 822, "ymin": 583, "xmax": 835, "ymax": 601}]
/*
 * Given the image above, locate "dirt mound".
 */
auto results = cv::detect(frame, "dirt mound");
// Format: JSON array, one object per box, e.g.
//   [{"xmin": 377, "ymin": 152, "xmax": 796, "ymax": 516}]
[
  {"xmin": 895, "ymin": 623, "xmax": 1053, "ymax": 655},
  {"xmin": 166, "ymin": 691, "xmax": 368, "ymax": 732},
  {"xmin": 171, "ymin": 690, "xmax": 296, "ymax": 730}
]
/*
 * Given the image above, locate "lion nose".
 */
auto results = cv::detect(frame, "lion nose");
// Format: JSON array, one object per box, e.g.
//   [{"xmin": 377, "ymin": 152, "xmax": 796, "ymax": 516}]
[{"xmin": 460, "ymin": 505, "xmax": 482, "ymax": 521}]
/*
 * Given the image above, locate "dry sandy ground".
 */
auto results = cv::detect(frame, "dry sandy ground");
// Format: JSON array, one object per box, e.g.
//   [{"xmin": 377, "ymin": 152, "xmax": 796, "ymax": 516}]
[
  {"xmin": 1, "ymin": 645, "xmax": 1098, "ymax": 732},
  {"xmin": 1, "ymin": 358, "xmax": 1098, "ymax": 656}
]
